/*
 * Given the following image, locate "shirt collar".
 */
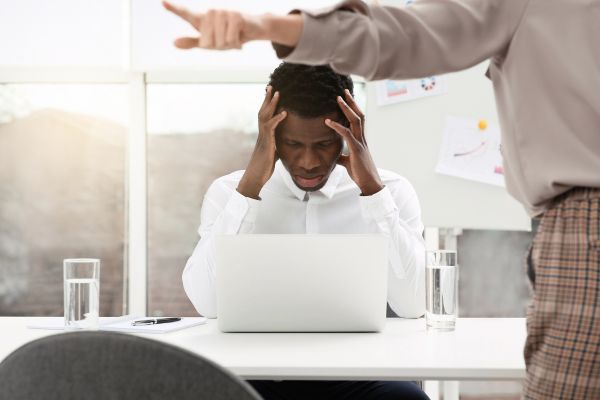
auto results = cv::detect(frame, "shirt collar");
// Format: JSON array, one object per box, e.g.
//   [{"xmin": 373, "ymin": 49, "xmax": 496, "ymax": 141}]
[{"xmin": 276, "ymin": 161, "xmax": 342, "ymax": 201}]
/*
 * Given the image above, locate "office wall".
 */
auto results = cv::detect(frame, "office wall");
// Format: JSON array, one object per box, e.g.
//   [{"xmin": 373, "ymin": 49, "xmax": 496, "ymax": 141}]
[{"xmin": 364, "ymin": 63, "xmax": 531, "ymax": 231}]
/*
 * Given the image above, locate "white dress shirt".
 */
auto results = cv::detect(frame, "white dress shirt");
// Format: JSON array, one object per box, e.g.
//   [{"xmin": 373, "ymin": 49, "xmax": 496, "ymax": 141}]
[{"xmin": 183, "ymin": 161, "xmax": 426, "ymax": 319}]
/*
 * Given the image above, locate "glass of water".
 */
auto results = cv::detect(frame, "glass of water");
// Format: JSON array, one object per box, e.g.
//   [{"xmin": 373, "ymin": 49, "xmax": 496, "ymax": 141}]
[
  {"xmin": 64, "ymin": 258, "xmax": 100, "ymax": 330},
  {"xmin": 425, "ymin": 250, "xmax": 458, "ymax": 331}
]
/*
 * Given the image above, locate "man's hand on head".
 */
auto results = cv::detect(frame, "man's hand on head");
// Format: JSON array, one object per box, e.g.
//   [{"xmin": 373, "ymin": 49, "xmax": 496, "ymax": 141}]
[
  {"xmin": 325, "ymin": 90, "xmax": 384, "ymax": 197},
  {"xmin": 162, "ymin": 1, "xmax": 303, "ymax": 50},
  {"xmin": 237, "ymin": 86, "xmax": 287, "ymax": 200}
]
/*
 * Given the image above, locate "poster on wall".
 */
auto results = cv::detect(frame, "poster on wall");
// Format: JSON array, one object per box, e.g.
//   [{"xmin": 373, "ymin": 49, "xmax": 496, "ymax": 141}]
[
  {"xmin": 373, "ymin": 0, "xmax": 449, "ymax": 106},
  {"xmin": 435, "ymin": 116, "xmax": 506, "ymax": 187},
  {"xmin": 375, "ymin": 76, "xmax": 448, "ymax": 106}
]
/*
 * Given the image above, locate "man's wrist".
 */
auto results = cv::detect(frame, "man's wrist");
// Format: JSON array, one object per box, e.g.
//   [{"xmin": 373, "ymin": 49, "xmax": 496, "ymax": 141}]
[
  {"xmin": 360, "ymin": 182, "xmax": 385, "ymax": 197},
  {"xmin": 237, "ymin": 178, "xmax": 262, "ymax": 200},
  {"xmin": 262, "ymin": 13, "xmax": 303, "ymax": 47}
]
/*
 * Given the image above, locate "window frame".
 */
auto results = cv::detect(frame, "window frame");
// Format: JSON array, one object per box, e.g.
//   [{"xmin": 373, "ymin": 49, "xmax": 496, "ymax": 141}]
[{"xmin": 0, "ymin": 67, "xmax": 284, "ymax": 316}]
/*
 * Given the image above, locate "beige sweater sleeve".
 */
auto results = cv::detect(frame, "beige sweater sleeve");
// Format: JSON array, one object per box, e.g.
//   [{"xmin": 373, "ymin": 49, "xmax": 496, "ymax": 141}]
[{"xmin": 274, "ymin": 0, "xmax": 529, "ymax": 80}]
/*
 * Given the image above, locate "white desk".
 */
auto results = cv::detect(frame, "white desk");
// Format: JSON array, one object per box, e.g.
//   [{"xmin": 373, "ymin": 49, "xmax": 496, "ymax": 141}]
[{"xmin": 0, "ymin": 317, "xmax": 526, "ymax": 399}]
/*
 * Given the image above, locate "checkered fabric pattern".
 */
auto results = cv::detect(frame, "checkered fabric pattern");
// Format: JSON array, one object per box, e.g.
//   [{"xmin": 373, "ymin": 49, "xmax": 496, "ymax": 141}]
[{"xmin": 524, "ymin": 187, "xmax": 600, "ymax": 399}]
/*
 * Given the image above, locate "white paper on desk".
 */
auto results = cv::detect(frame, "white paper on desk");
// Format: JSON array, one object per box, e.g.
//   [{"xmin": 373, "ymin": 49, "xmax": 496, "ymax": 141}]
[
  {"xmin": 435, "ymin": 116, "xmax": 506, "ymax": 187},
  {"xmin": 101, "ymin": 317, "xmax": 207, "ymax": 334},
  {"xmin": 27, "ymin": 316, "xmax": 207, "ymax": 334}
]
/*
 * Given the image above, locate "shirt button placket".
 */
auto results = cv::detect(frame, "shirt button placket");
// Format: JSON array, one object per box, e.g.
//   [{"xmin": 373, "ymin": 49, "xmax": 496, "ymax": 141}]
[{"xmin": 306, "ymin": 193, "xmax": 318, "ymax": 234}]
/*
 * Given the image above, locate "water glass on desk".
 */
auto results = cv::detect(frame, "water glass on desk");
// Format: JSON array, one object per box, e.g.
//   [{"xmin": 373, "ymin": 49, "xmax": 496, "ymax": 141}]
[
  {"xmin": 425, "ymin": 250, "xmax": 458, "ymax": 331},
  {"xmin": 64, "ymin": 258, "xmax": 100, "ymax": 331}
]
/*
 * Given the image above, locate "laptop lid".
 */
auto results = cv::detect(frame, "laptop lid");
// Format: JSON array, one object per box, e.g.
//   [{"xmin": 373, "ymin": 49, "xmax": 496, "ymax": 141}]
[{"xmin": 216, "ymin": 234, "xmax": 388, "ymax": 332}]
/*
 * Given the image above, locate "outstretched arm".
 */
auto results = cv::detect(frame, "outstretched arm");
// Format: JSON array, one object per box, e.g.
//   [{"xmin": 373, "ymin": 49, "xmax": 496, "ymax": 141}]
[{"xmin": 164, "ymin": 0, "xmax": 529, "ymax": 80}]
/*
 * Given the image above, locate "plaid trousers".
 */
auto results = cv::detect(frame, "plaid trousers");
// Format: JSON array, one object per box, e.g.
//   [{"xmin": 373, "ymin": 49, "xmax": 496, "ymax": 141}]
[{"xmin": 524, "ymin": 187, "xmax": 600, "ymax": 399}]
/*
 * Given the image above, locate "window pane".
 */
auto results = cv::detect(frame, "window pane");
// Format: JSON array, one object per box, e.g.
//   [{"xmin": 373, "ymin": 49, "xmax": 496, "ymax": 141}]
[
  {"xmin": 147, "ymin": 84, "xmax": 263, "ymax": 316},
  {"xmin": 132, "ymin": 0, "xmax": 341, "ymax": 69},
  {"xmin": 146, "ymin": 83, "xmax": 365, "ymax": 316},
  {"xmin": 0, "ymin": 84, "xmax": 128, "ymax": 316},
  {"xmin": 0, "ymin": 0, "xmax": 123, "ymax": 67}
]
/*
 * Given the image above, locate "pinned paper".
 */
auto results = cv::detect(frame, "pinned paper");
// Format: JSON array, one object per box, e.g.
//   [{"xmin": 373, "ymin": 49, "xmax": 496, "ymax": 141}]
[
  {"xmin": 435, "ymin": 116, "xmax": 505, "ymax": 187},
  {"xmin": 375, "ymin": 76, "xmax": 447, "ymax": 106}
]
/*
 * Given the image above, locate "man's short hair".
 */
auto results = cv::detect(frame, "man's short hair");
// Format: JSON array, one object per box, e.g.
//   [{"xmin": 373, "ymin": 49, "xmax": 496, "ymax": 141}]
[{"xmin": 268, "ymin": 63, "xmax": 354, "ymax": 125}]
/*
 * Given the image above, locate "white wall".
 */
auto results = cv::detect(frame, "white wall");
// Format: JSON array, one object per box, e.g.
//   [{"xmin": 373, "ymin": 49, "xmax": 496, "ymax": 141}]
[{"xmin": 365, "ymin": 63, "xmax": 531, "ymax": 230}]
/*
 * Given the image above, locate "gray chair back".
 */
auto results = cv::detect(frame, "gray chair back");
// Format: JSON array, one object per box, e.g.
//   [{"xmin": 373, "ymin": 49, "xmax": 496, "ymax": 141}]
[{"xmin": 0, "ymin": 331, "xmax": 262, "ymax": 400}]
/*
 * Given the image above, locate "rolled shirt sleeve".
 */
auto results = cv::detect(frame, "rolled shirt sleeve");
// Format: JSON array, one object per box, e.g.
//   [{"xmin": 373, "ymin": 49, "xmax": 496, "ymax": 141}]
[{"xmin": 273, "ymin": 0, "xmax": 528, "ymax": 80}]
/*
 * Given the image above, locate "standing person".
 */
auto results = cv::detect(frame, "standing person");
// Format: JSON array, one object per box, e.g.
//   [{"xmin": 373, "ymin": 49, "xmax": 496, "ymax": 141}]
[
  {"xmin": 183, "ymin": 62, "xmax": 429, "ymax": 400},
  {"xmin": 164, "ymin": 1, "xmax": 600, "ymax": 398}
]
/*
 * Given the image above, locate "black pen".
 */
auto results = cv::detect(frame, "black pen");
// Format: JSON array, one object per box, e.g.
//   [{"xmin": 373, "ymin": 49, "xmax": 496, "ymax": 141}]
[{"xmin": 131, "ymin": 317, "xmax": 181, "ymax": 326}]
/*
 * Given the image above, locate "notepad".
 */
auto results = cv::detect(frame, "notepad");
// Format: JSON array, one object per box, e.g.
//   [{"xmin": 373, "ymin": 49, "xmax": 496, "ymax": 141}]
[{"xmin": 27, "ymin": 315, "xmax": 207, "ymax": 334}]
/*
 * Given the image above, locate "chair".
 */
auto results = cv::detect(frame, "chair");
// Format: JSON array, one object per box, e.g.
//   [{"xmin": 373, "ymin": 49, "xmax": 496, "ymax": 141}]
[{"xmin": 0, "ymin": 331, "xmax": 262, "ymax": 400}]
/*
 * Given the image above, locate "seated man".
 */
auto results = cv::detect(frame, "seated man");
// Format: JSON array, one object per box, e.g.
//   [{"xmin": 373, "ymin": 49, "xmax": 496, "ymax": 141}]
[{"xmin": 183, "ymin": 63, "xmax": 428, "ymax": 400}]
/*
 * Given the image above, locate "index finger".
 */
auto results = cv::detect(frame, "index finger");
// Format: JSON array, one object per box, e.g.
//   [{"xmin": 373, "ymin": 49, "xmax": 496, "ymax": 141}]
[
  {"xmin": 163, "ymin": 1, "xmax": 202, "ymax": 29},
  {"xmin": 344, "ymin": 89, "xmax": 365, "ymax": 122},
  {"xmin": 336, "ymin": 96, "xmax": 362, "ymax": 139},
  {"xmin": 260, "ymin": 86, "xmax": 273, "ymax": 110}
]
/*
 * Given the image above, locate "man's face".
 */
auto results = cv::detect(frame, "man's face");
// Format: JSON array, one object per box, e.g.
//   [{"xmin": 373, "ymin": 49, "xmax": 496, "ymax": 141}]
[{"xmin": 275, "ymin": 111, "xmax": 344, "ymax": 192}]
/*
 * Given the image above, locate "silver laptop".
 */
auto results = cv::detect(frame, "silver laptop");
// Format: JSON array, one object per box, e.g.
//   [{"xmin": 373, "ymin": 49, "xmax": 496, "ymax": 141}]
[{"xmin": 216, "ymin": 234, "xmax": 388, "ymax": 332}]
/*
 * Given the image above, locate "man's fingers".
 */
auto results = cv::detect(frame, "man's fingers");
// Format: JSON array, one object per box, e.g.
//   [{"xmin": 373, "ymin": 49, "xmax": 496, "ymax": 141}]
[
  {"xmin": 174, "ymin": 37, "xmax": 201, "ymax": 49},
  {"xmin": 264, "ymin": 110, "xmax": 287, "ymax": 137},
  {"xmin": 343, "ymin": 90, "xmax": 367, "ymax": 144},
  {"xmin": 336, "ymin": 96, "xmax": 360, "ymax": 124},
  {"xmin": 270, "ymin": 110, "xmax": 287, "ymax": 128},
  {"xmin": 200, "ymin": 10, "xmax": 215, "ymax": 48},
  {"xmin": 225, "ymin": 13, "xmax": 243, "ymax": 49},
  {"xmin": 336, "ymin": 96, "xmax": 362, "ymax": 141},
  {"xmin": 261, "ymin": 91, "xmax": 280, "ymax": 120},
  {"xmin": 259, "ymin": 86, "xmax": 273, "ymax": 111},
  {"xmin": 259, "ymin": 89, "xmax": 278, "ymax": 121},
  {"xmin": 325, "ymin": 119, "xmax": 356, "ymax": 150},
  {"xmin": 164, "ymin": 3, "xmax": 246, "ymax": 50},
  {"xmin": 163, "ymin": 1, "xmax": 201, "ymax": 29},
  {"xmin": 344, "ymin": 89, "xmax": 365, "ymax": 122},
  {"xmin": 214, "ymin": 11, "xmax": 227, "ymax": 49}
]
